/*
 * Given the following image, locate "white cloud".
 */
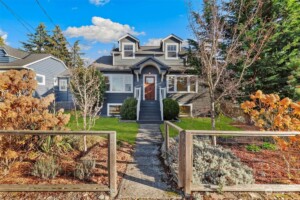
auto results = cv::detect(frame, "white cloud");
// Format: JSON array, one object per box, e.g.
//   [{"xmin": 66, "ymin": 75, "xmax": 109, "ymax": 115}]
[
  {"xmin": 0, "ymin": 29, "xmax": 8, "ymax": 43},
  {"xmin": 79, "ymin": 43, "xmax": 92, "ymax": 50},
  {"xmin": 98, "ymin": 49, "xmax": 110, "ymax": 56},
  {"xmin": 82, "ymin": 57, "xmax": 95, "ymax": 65},
  {"xmin": 182, "ymin": 40, "xmax": 189, "ymax": 48},
  {"xmin": 64, "ymin": 17, "xmax": 145, "ymax": 43},
  {"xmin": 144, "ymin": 38, "xmax": 162, "ymax": 46},
  {"xmin": 89, "ymin": 0, "xmax": 110, "ymax": 6}
]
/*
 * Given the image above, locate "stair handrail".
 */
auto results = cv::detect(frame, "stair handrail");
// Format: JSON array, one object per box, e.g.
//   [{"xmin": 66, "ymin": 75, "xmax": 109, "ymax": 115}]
[
  {"xmin": 135, "ymin": 87, "xmax": 142, "ymax": 121},
  {"xmin": 159, "ymin": 87, "xmax": 166, "ymax": 121}
]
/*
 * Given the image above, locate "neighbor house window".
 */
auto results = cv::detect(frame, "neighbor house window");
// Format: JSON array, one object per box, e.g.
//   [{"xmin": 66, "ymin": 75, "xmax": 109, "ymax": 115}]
[
  {"xmin": 53, "ymin": 77, "xmax": 58, "ymax": 86},
  {"xmin": 167, "ymin": 75, "xmax": 198, "ymax": 93},
  {"xmin": 166, "ymin": 44, "xmax": 178, "ymax": 59},
  {"xmin": 179, "ymin": 104, "xmax": 193, "ymax": 117},
  {"xmin": 104, "ymin": 74, "xmax": 133, "ymax": 93},
  {"xmin": 36, "ymin": 74, "xmax": 45, "ymax": 85},
  {"xmin": 122, "ymin": 43, "xmax": 135, "ymax": 59},
  {"xmin": 107, "ymin": 104, "xmax": 122, "ymax": 116},
  {"xmin": 59, "ymin": 79, "xmax": 68, "ymax": 91}
]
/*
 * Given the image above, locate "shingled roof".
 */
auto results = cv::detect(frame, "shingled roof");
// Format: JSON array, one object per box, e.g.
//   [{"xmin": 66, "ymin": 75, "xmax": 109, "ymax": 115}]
[{"xmin": 0, "ymin": 44, "xmax": 29, "ymax": 59}]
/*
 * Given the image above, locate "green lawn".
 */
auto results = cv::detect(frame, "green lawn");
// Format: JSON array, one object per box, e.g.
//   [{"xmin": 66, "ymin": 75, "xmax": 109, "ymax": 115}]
[
  {"xmin": 160, "ymin": 116, "xmax": 241, "ymax": 138},
  {"xmin": 67, "ymin": 114, "xmax": 139, "ymax": 144}
]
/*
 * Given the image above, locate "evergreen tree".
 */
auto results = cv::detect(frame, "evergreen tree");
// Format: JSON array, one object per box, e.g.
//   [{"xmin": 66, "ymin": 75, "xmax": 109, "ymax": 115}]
[
  {"xmin": 230, "ymin": 0, "xmax": 300, "ymax": 99},
  {"xmin": 70, "ymin": 40, "xmax": 84, "ymax": 68},
  {"xmin": 49, "ymin": 26, "xmax": 71, "ymax": 66},
  {"xmin": 21, "ymin": 23, "xmax": 51, "ymax": 53}
]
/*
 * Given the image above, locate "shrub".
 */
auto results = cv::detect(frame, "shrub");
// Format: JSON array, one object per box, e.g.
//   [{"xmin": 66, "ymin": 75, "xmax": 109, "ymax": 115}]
[
  {"xmin": 163, "ymin": 98, "xmax": 179, "ymax": 120},
  {"xmin": 120, "ymin": 97, "xmax": 137, "ymax": 120},
  {"xmin": 74, "ymin": 160, "xmax": 96, "ymax": 181},
  {"xmin": 162, "ymin": 137, "xmax": 254, "ymax": 186},
  {"xmin": 31, "ymin": 157, "xmax": 60, "ymax": 179},
  {"xmin": 246, "ymin": 144, "xmax": 261, "ymax": 152},
  {"xmin": 262, "ymin": 142, "xmax": 277, "ymax": 150}
]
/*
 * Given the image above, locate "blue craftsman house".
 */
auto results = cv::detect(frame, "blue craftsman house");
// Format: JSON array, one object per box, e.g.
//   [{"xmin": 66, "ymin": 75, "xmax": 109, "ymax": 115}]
[
  {"xmin": 57, "ymin": 34, "xmax": 210, "ymax": 123},
  {"xmin": 0, "ymin": 44, "xmax": 67, "ymax": 98}
]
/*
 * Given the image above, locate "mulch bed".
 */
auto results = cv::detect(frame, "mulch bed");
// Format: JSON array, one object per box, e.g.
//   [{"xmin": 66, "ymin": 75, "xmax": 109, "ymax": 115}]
[
  {"xmin": 224, "ymin": 122, "xmax": 300, "ymax": 184},
  {"xmin": 0, "ymin": 140, "xmax": 133, "ymax": 186}
]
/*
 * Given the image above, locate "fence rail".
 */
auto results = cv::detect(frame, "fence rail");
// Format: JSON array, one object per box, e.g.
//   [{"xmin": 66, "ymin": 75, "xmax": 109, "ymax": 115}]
[
  {"xmin": 0, "ymin": 130, "xmax": 117, "ymax": 197},
  {"xmin": 163, "ymin": 121, "xmax": 300, "ymax": 197}
]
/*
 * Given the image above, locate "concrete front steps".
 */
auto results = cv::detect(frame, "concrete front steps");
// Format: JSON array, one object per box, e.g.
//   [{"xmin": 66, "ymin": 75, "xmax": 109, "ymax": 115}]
[{"xmin": 137, "ymin": 100, "xmax": 163, "ymax": 124}]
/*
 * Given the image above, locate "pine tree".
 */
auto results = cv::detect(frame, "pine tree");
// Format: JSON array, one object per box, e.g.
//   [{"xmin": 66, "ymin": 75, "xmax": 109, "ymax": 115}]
[
  {"xmin": 21, "ymin": 23, "xmax": 51, "ymax": 53},
  {"xmin": 70, "ymin": 40, "xmax": 84, "ymax": 68},
  {"xmin": 49, "ymin": 26, "xmax": 71, "ymax": 66}
]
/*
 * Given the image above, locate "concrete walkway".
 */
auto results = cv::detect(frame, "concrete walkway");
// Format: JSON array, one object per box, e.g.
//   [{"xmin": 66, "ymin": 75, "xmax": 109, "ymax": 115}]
[{"xmin": 117, "ymin": 124, "xmax": 181, "ymax": 199}]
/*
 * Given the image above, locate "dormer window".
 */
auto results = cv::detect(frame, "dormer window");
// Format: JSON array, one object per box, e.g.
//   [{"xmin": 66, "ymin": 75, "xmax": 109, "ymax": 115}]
[
  {"xmin": 166, "ymin": 43, "xmax": 178, "ymax": 59},
  {"xmin": 122, "ymin": 43, "xmax": 135, "ymax": 59}
]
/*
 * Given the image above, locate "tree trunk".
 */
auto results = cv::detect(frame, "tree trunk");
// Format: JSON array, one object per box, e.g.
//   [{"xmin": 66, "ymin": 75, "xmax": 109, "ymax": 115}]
[
  {"xmin": 83, "ymin": 111, "xmax": 87, "ymax": 152},
  {"xmin": 210, "ymin": 94, "xmax": 217, "ymax": 146}
]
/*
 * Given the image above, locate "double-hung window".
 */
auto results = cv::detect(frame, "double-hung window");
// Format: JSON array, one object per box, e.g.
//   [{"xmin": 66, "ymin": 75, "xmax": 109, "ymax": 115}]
[
  {"xmin": 105, "ymin": 74, "xmax": 133, "ymax": 93},
  {"xmin": 122, "ymin": 43, "xmax": 135, "ymax": 59},
  {"xmin": 166, "ymin": 44, "xmax": 178, "ymax": 59},
  {"xmin": 167, "ymin": 75, "xmax": 198, "ymax": 93}
]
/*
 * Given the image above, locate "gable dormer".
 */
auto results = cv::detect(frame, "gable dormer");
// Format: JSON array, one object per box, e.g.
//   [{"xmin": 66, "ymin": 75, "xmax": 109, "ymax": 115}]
[
  {"xmin": 0, "ymin": 44, "xmax": 28, "ymax": 63},
  {"xmin": 161, "ymin": 34, "xmax": 183, "ymax": 60},
  {"xmin": 118, "ymin": 34, "xmax": 140, "ymax": 59}
]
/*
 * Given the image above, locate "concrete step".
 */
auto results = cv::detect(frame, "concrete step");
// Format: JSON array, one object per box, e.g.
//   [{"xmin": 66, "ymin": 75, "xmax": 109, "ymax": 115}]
[{"xmin": 138, "ymin": 120, "xmax": 163, "ymax": 124}]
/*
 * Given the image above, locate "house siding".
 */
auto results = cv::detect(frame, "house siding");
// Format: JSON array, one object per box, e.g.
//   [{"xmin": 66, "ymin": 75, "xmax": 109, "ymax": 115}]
[
  {"xmin": 28, "ymin": 57, "xmax": 67, "ymax": 97},
  {"xmin": 0, "ymin": 49, "xmax": 17, "ymax": 63}
]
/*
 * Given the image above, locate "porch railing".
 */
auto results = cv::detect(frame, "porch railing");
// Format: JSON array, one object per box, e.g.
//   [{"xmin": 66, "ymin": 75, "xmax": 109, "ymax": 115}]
[
  {"xmin": 135, "ymin": 87, "xmax": 142, "ymax": 121},
  {"xmin": 159, "ymin": 87, "xmax": 166, "ymax": 121}
]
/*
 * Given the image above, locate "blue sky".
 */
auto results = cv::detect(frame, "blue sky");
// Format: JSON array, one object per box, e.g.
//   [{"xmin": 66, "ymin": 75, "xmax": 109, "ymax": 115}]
[{"xmin": 0, "ymin": 0, "xmax": 200, "ymax": 62}]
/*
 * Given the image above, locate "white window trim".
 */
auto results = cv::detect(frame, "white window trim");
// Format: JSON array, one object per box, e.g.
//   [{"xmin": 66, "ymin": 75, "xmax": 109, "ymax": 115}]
[
  {"xmin": 179, "ymin": 103, "xmax": 193, "ymax": 117},
  {"xmin": 165, "ymin": 43, "xmax": 179, "ymax": 60},
  {"xmin": 53, "ymin": 77, "xmax": 58, "ymax": 86},
  {"xmin": 167, "ymin": 75, "xmax": 198, "ymax": 93},
  {"xmin": 122, "ymin": 42, "xmax": 135, "ymax": 59},
  {"xmin": 143, "ymin": 74, "xmax": 157, "ymax": 101},
  {"xmin": 107, "ymin": 103, "xmax": 122, "ymax": 117},
  {"xmin": 104, "ymin": 74, "xmax": 133, "ymax": 93},
  {"xmin": 36, "ymin": 74, "xmax": 46, "ymax": 85},
  {"xmin": 59, "ymin": 79, "xmax": 68, "ymax": 91}
]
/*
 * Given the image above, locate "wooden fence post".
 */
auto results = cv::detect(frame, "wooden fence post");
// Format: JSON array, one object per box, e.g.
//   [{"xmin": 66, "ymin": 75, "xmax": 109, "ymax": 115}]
[
  {"xmin": 184, "ymin": 131, "xmax": 193, "ymax": 196},
  {"xmin": 178, "ymin": 130, "xmax": 185, "ymax": 188},
  {"xmin": 108, "ymin": 132, "xmax": 117, "ymax": 197},
  {"xmin": 164, "ymin": 122, "xmax": 169, "ymax": 152}
]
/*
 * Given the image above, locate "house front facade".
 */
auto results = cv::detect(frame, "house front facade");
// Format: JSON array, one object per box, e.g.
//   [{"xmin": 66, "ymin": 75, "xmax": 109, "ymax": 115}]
[{"xmin": 88, "ymin": 34, "xmax": 210, "ymax": 122}]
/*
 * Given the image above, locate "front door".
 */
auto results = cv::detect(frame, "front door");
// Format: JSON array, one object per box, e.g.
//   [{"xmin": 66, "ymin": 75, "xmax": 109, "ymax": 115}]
[{"xmin": 144, "ymin": 76, "xmax": 155, "ymax": 100}]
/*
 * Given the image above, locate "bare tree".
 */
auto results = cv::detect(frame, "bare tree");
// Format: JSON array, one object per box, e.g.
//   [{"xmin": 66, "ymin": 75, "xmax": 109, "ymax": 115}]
[
  {"xmin": 70, "ymin": 66, "xmax": 105, "ymax": 151},
  {"xmin": 189, "ymin": 0, "xmax": 274, "ymax": 145}
]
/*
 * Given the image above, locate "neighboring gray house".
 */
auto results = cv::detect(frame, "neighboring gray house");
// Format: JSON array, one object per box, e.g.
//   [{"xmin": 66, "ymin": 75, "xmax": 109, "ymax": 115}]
[
  {"xmin": 0, "ymin": 44, "xmax": 67, "ymax": 98},
  {"xmin": 57, "ymin": 34, "xmax": 210, "ymax": 123}
]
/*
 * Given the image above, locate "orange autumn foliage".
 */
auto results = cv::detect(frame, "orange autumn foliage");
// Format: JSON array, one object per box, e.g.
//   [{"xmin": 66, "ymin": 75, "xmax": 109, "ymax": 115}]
[
  {"xmin": 241, "ymin": 90, "xmax": 300, "ymax": 150},
  {"xmin": 0, "ymin": 70, "xmax": 70, "ymax": 130}
]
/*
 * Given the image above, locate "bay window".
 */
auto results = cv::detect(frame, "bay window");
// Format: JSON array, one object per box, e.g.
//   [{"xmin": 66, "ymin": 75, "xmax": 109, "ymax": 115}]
[
  {"xmin": 104, "ymin": 74, "xmax": 133, "ymax": 93},
  {"xmin": 167, "ymin": 75, "xmax": 198, "ymax": 93}
]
